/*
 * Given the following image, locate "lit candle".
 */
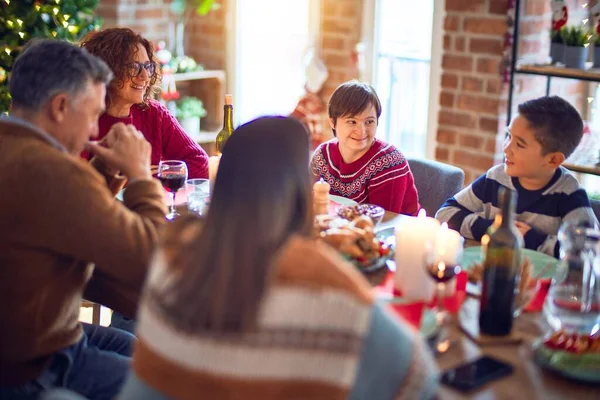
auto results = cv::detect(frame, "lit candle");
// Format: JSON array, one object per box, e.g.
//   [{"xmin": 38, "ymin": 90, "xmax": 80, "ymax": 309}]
[
  {"xmin": 435, "ymin": 222, "xmax": 464, "ymax": 265},
  {"xmin": 394, "ymin": 209, "xmax": 441, "ymax": 301}
]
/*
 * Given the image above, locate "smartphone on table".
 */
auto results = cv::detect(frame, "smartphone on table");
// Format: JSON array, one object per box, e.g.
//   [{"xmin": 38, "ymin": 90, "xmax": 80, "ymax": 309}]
[{"xmin": 441, "ymin": 355, "xmax": 513, "ymax": 392}]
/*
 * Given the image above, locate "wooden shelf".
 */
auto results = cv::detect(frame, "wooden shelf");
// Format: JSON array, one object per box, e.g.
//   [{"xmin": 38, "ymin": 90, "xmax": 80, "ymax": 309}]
[
  {"xmin": 563, "ymin": 162, "xmax": 600, "ymax": 177},
  {"xmin": 172, "ymin": 70, "xmax": 226, "ymax": 82},
  {"xmin": 163, "ymin": 69, "xmax": 226, "ymax": 154},
  {"xmin": 196, "ymin": 129, "xmax": 219, "ymax": 143},
  {"xmin": 515, "ymin": 63, "xmax": 600, "ymax": 82}
]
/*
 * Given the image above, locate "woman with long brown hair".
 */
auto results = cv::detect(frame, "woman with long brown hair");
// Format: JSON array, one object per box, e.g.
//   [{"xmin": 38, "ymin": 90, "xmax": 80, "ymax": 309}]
[{"xmin": 119, "ymin": 116, "xmax": 438, "ymax": 400}]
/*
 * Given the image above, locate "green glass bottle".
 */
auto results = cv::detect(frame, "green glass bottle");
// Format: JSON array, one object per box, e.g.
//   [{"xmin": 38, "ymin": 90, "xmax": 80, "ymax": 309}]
[
  {"xmin": 215, "ymin": 94, "xmax": 234, "ymax": 154},
  {"xmin": 479, "ymin": 187, "xmax": 523, "ymax": 336}
]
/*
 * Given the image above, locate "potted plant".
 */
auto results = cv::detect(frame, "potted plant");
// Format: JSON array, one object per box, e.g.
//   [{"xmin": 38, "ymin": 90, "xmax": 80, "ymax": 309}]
[
  {"xmin": 561, "ymin": 25, "xmax": 589, "ymax": 69},
  {"xmin": 594, "ymin": 34, "xmax": 600, "ymax": 68},
  {"xmin": 550, "ymin": 28, "xmax": 565, "ymax": 65},
  {"xmin": 175, "ymin": 96, "xmax": 207, "ymax": 141}
]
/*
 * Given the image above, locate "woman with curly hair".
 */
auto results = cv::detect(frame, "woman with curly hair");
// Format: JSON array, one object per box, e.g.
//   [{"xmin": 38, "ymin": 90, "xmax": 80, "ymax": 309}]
[{"xmin": 81, "ymin": 28, "xmax": 208, "ymax": 180}]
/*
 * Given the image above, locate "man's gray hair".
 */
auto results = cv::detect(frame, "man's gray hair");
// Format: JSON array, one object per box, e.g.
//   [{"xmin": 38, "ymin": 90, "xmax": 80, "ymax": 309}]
[{"xmin": 9, "ymin": 39, "xmax": 113, "ymax": 111}]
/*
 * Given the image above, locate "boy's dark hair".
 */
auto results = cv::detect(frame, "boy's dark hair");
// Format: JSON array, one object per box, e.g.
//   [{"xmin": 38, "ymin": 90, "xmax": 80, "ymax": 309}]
[
  {"xmin": 517, "ymin": 96, "xmax": 583, "ymax": 158},
  {"xmin": 328, "ymin": 80, "xmax": 382, "ymax": 136}
]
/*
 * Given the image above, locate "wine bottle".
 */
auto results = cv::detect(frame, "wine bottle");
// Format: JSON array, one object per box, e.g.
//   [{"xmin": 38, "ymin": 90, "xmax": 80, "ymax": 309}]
[
  {"xmin": 215, "ymin": 94, "xmax": 234, "ymax": 154},
  {"xmin": 479, "ymin": 187, "xmax": 523, "ymax": 336}
]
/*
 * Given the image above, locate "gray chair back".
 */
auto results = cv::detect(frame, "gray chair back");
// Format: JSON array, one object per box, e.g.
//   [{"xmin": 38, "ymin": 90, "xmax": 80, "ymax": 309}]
[
  {"xmin": 590, "ymin": 198, "xmax": 600, "ymax": 223},
  {"xmin": 407, "ymin": 157, "xmax": 465, "ymax": 217}
]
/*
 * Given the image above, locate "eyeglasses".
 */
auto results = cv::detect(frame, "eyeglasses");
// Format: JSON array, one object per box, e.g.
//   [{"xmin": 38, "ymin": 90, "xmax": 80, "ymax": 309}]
[{"xmin": 125, "ymin": 61, "xmax": 156, "ymax": 78}]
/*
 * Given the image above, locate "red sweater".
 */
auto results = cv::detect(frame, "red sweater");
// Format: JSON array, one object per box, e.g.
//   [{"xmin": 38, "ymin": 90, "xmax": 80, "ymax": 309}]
[
  {"xmin": 311, "ymin": 138, "xmax": 420, "ymax": 215},
  {"xmin": 92, "ymin": 100, "xmax": 209, "ymax": 179}
]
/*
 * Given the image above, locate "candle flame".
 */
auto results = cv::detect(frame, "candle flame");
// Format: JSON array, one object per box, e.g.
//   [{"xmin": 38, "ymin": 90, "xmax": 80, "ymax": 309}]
[
  {"xmin": 418, "ymin": 208, "xmax": 426, "ymax": 218},
  {"xmin": 440, "ymin": 222, "xmax": 448, "ymax": 230},
  {"xmin": 481, "ymin": 234, "xmax": 490, "ymax": 246}
]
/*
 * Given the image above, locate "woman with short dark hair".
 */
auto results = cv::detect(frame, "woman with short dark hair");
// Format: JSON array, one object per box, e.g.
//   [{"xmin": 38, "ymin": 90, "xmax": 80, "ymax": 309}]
[
  {"xmin": 81, "ymin": 28, "xmax": 208, "ymax": 179},
  {"xmin": 311, "ymin": 80, "xmax": 420, "ymax": 215},
  {"xmin": 118, "ymin": 116, "xmax": 438, "ymax": 400}
]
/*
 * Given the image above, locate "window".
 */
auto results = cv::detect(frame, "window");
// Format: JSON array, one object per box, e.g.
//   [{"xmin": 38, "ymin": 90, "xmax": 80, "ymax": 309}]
[
  {"xmin": 228, "ymin": 0, "xmax": 320, "ymax": 126},
  {"xmin": 364, "ymin": 0, "xmax": 443, "ymax": 159}
]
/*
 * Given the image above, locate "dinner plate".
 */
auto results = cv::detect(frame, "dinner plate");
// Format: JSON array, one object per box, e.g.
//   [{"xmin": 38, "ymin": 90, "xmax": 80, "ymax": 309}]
[
  {"xmin": 533, "ymin": 338, "xmax": 600, "ymax": 384},
  {"xmin": 462, "ymin": 246, "xmax": 558, "ymax": 296},
  {"xmin": 346, "ymin": 228, "xmax": 396, "ymax": 273},
  {"xmin": 330, "ymin": 195, "xmax": 358, "ymax": 206}
]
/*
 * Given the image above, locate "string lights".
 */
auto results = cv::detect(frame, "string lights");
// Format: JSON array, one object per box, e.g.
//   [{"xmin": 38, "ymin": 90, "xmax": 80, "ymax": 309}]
[{"xmin": 0, "ymin": 0, "xmax": 101, "ymax": 111}]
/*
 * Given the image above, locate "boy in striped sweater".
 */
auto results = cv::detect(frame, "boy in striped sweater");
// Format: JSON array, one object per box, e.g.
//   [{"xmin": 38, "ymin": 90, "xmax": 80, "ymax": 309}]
[{"xmin": 436, "ymin": 96, "xmax": 597, "ymax": 257}]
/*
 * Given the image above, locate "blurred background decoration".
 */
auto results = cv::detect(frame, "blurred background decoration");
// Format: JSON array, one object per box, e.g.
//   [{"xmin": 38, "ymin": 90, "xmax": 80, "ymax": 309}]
[{"xmin": 0, "ymin": 0, "xmax": 102, "ymax": 113}]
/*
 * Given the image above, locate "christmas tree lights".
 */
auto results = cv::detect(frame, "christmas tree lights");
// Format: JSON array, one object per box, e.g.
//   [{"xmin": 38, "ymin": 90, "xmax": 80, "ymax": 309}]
[{"xmin": 0, "ymin": 0, "xmax": 101, "ymax": 112}]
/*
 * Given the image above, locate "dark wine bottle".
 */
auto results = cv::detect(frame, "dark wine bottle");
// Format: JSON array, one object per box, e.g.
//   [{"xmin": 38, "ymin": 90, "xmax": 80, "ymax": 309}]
[
  {"xmin": 479, "ymin": 187, "xmax": 523, "ymax": 336},
  {"xmin": 215, "ymin": 94, "xmax": 234, "ymax": 154}
]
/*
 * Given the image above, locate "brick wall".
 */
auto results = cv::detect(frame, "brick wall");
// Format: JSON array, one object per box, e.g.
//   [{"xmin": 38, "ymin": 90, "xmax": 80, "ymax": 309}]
[
  {"xmin": 436, "ymin": 0, "xmax": 507, "ymax": 184},
  {"xmin": 319, "ymin": 0, "xmax": 362, "ymax": 98},
  {"xmin": 96, "ymin": 0, "xmax": 172, "ymax": 44}
]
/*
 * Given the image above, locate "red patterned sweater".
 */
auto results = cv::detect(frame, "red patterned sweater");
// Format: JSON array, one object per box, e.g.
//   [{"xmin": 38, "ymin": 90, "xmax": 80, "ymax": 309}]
[
  {"xmin": 89, "ymin": 100, "xmax": 209, "ymax": 179},
  {"xmin": 311, "ymin": 138, "xmax": 419, "ymax": 215}
]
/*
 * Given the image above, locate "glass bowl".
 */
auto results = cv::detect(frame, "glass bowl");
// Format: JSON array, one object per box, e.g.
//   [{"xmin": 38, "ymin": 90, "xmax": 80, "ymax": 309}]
[{"xmin": 337, "ymin": 203, "xmax": 385, "ymax": 225}]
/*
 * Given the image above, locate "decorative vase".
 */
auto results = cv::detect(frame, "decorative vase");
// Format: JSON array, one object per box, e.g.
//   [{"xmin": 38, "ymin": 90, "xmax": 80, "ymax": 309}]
[
  {"xmin": 594, "ymin": 46, "xmax": 600, "ymax": 68},
  {"xmin": 550, "ymin": 42, "xmax": 564, "ymax": 65},
  {"xmin": 563, "ymin": 45, "xmax": 588, "ymax": 69},
  {"xmin": 180, "ymin": 116, "xmax": 201, "ymax": 141}
]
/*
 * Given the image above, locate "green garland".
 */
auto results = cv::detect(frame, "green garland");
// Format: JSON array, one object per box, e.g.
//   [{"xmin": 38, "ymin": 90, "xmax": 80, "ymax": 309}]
[{"xmin": 0, "ymin": 0, "xmax": 101, "ymax": 112}]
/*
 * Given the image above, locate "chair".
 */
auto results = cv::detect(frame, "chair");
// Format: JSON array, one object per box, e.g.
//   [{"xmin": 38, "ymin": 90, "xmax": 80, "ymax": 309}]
[
  {"xmin": 590, "ymin": 198, "xmax": 600, "ymax": 222},
  {"xmin": 407, "ymin": 157, "xmax": 465, "ymax": 217}
]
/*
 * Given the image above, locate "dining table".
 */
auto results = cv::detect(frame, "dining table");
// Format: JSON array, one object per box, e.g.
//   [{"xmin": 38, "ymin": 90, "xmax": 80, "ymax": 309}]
[{"xmin": 372, "ymin": 211, "xmax": 600, "ymax": 399}]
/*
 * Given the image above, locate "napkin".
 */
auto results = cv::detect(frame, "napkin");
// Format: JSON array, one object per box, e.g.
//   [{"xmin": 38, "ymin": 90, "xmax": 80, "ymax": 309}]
[
  {"xmin": 524, "ymin": 278, "xmax": 551, "ymax": 313},
  {"xmin": 377, "ymin": 271, "xmax": 468, "ymax": 328}
]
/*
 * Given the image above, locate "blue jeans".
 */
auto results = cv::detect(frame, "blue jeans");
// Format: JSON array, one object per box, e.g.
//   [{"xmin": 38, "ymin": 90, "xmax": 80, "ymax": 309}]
[{"xmin": 0, "ymin": 323, "xmax": 134, "ymax": 400}]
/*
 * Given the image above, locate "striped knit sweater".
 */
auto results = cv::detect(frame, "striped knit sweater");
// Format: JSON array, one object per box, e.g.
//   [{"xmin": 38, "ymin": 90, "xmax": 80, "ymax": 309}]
[
  {"xmin": 436, "ymin": 164, "xmax": 597, "ymax": 257},
  {"xmin": 311, "ymin": 138, "xmax": 420, "ymax": 214},
  {"xmin": 119, "ymin": 235, "xmax": 438, "ymax": 400}
]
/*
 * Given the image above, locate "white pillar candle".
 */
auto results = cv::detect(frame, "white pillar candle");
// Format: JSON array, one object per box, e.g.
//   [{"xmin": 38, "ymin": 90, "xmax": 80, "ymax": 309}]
[
  {"xmin": 435, "ymin": 222, "xmax": 464, "ymax": 265},
  {"xmin": 434, "ymin": 223, "xmax": 464, "ymax": 296},
  {"xmin": 394, "ymin": 209, "xmax": 440, "ymax": 301}
]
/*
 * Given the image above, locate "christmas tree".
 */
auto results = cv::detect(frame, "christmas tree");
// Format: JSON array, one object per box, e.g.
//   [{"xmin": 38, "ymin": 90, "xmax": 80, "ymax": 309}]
[{"xmin": 0, "ymin": 0, "xmax": 101, "ymax": 112}]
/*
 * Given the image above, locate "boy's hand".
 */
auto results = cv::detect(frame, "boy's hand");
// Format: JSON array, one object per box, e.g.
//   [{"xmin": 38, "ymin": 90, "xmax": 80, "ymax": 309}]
[{"xmin": 515, "ymin": 221, "xmax": 531, "ymax": 237}]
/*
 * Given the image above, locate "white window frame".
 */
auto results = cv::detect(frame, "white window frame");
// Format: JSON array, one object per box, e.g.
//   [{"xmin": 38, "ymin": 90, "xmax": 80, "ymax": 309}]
[
  {"xmin": 361, "ymin": 0, "xmax": 445, "ymax": 160},
  {"xmin": 225, "ymin": 0, "xmax": 322, "ymax": 126}
]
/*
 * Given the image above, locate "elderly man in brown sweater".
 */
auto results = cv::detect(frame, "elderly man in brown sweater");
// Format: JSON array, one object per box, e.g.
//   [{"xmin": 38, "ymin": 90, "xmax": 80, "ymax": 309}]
[{"xmin": 0, "ymin": 40, "xmax": 167, "ymax": 399}]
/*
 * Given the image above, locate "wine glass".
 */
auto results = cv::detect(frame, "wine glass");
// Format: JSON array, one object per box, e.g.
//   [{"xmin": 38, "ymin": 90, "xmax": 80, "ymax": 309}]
[
  {"xmin": 157, "ymin": 160, "xmax": 188, "ymax": 220},
  {"xmin": 423, "ymin": 234, "xmax": 463, "ymax": 353}
]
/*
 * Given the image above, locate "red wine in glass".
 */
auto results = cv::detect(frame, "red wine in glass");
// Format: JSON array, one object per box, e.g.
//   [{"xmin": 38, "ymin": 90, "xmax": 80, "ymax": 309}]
[
  {"xmin": 158, "ymin": 173, "xmax": 186, "ymax": 193},
  {"xmin": 426, "ymin": 262, "xmax": 461, "ymax": 283},
  {"xmin": 157, "ymin": 160, "xmax": 188, "ymax": 220}
]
